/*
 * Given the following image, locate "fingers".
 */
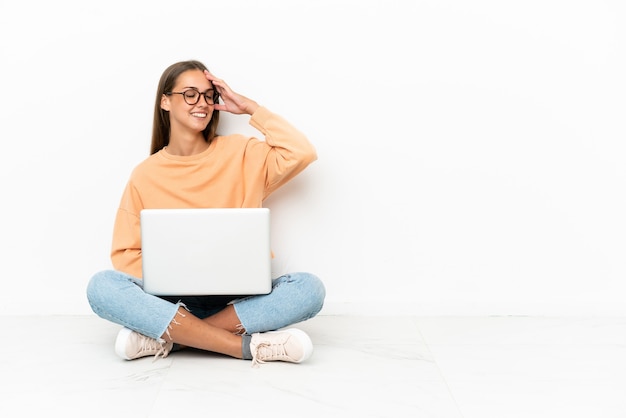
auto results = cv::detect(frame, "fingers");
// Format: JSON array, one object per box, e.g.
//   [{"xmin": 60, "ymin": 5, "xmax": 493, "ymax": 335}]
[
  {"xmin": 204, "ymin": 70, "xmax": 228, "ymax": 96},
  {"xmin": 203, "ymin": 70, "xmax": 257, "ymax": 115},
  {"xmin": 204, "ymin": 71, "xmax": 231, "ymax": 110}
]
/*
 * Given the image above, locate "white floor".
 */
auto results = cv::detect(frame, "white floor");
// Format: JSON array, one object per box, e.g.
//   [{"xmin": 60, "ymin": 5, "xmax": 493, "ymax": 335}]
[{"xmin": 2, "ymin": 315, "xmax": 625, "ymax": 418}]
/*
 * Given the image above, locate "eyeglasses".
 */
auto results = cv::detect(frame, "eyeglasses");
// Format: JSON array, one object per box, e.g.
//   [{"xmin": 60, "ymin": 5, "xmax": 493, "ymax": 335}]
[{"xmin": 166, "ymin": 88, "xmax": 219, "ymax": 105}]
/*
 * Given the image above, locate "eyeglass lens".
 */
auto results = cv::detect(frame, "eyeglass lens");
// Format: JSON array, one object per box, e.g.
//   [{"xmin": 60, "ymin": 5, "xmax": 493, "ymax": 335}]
[{"xmin": 183, "ymin": 90, "xmax": 216, "ymax": 105}]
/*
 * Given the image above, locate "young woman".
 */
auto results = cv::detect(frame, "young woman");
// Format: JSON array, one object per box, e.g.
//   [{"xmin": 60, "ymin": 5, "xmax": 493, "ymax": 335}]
[{"xmin": 86, "ymin": 60, "xmax": 325, "ymax": 366}]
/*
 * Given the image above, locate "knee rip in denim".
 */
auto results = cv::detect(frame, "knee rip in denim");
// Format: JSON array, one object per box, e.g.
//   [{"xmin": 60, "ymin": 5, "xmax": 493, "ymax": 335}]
[{"xmin": 235, "ymin": 323, "xmax": 247, "ymax": 336}]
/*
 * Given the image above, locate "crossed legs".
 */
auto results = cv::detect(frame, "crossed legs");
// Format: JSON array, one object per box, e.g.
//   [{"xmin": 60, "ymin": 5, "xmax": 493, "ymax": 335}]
[
  {"xmin": 163, "ymin": 305, "xmax": 244, "ymax": 358},
  {"xmin": 87, "ymin": 270, "xmax": 326, "ymax": 362}
]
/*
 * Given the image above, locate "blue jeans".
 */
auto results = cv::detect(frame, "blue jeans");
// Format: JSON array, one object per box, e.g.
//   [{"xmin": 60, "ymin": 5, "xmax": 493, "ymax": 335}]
[{"xmin": 86, "ymin": 270, "xmax": 325, "ymax": 340}]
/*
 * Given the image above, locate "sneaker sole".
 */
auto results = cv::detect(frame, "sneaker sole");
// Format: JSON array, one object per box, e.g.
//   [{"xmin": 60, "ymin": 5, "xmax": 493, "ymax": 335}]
[
  {"xmin": 115, "ymin": 327, "xmax": 134, "ymax": 360},
  {"xmin": 267, "ymin": 328, "xmax": 314, "ymax": 363}
]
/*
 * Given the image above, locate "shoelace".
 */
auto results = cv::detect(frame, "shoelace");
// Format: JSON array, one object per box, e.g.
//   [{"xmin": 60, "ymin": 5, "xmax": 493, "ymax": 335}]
[
  {"xmin": 137, "ymin": 336, "xmax": 171, "ymax": 362},
  {"xmin": 251, "ymin": 340, "xmax": 288, "ymax": 367}
]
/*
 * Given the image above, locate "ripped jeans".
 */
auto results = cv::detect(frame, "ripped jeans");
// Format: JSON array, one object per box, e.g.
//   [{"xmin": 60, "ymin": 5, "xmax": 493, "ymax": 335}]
[{"xmin": 86, "ymin": 270, "xmax": 326, "ymax": 341}]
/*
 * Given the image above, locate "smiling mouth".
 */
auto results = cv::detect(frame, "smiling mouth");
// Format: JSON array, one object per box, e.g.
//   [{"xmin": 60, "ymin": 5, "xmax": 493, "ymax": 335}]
[{"xmin": 191, "ymin": 112, "xmax": 207, "ymax": 118}]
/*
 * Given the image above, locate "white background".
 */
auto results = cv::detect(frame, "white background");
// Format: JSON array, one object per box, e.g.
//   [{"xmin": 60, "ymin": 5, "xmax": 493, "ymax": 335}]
[{"xmin": 0, "ymin": 0, "xmax": 624, "ymax": 316}]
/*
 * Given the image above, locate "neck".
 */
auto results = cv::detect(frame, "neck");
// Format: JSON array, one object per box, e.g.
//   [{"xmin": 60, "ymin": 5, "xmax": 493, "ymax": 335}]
[{"xmin": 165, "ymin": 134, "xmax": 210, "ymax": 156}]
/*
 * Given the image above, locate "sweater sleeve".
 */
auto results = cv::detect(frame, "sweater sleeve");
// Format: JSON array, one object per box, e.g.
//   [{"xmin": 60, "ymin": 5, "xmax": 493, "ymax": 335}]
[
  {"xmin": 248, "ymin": 107, "xmax": 317, "ymax": 198},
  {"xmin": 110, "ymin": 179, "xmax": 143, "ymax": 278}
]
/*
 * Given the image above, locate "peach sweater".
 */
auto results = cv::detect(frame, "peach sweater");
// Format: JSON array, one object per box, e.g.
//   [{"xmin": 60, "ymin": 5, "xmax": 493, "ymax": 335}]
[{"xmin": 110, "ymin": 106, "xmax": 317, "ymax": 278}]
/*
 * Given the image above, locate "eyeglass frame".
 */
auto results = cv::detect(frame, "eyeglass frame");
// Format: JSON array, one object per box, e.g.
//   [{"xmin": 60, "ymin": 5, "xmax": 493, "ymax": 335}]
[{"xmin": 165, "ymin": 88, "xmax": 220, "ymax": 105}]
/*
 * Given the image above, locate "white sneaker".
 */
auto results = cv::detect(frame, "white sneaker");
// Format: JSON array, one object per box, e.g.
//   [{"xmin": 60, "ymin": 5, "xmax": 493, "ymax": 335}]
[
  {"xmin": 250, "ymin": 328, "xmax": 313, "ymax": 366},
  {"xmin": 115, "ymin": 327, "xmax": 173, "ymax": 361}
]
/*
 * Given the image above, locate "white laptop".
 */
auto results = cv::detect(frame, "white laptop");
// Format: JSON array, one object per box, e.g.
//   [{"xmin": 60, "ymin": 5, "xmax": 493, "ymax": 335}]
[{"xmin": 140, "ymin": 208, "xmax": 272, "ymax": 296}]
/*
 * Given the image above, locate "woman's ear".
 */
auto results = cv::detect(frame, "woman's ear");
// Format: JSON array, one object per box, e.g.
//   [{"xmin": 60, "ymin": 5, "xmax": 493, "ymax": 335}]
[{"xmin": 161, "ymin": 94, "xmax": 170, "ymax": 111}]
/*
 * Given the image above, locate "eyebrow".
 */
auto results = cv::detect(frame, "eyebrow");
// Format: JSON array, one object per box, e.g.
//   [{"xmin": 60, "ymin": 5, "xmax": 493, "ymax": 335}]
[{"xmin": 181, "ymin": 86, "xmax": 214, "ymax": 92}]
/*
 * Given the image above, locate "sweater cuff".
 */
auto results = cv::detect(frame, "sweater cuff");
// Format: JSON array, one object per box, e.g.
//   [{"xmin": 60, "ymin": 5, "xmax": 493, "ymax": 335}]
[{"xmin": 249, "ymin": 106, "xmax": 272, "ymax": 132}]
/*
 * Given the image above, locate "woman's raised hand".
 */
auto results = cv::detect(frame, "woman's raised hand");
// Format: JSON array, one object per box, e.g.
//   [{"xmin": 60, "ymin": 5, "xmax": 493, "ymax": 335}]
[{"xmin": 204, "ymin": 70, "xmax": 259, "ymax": 115}]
